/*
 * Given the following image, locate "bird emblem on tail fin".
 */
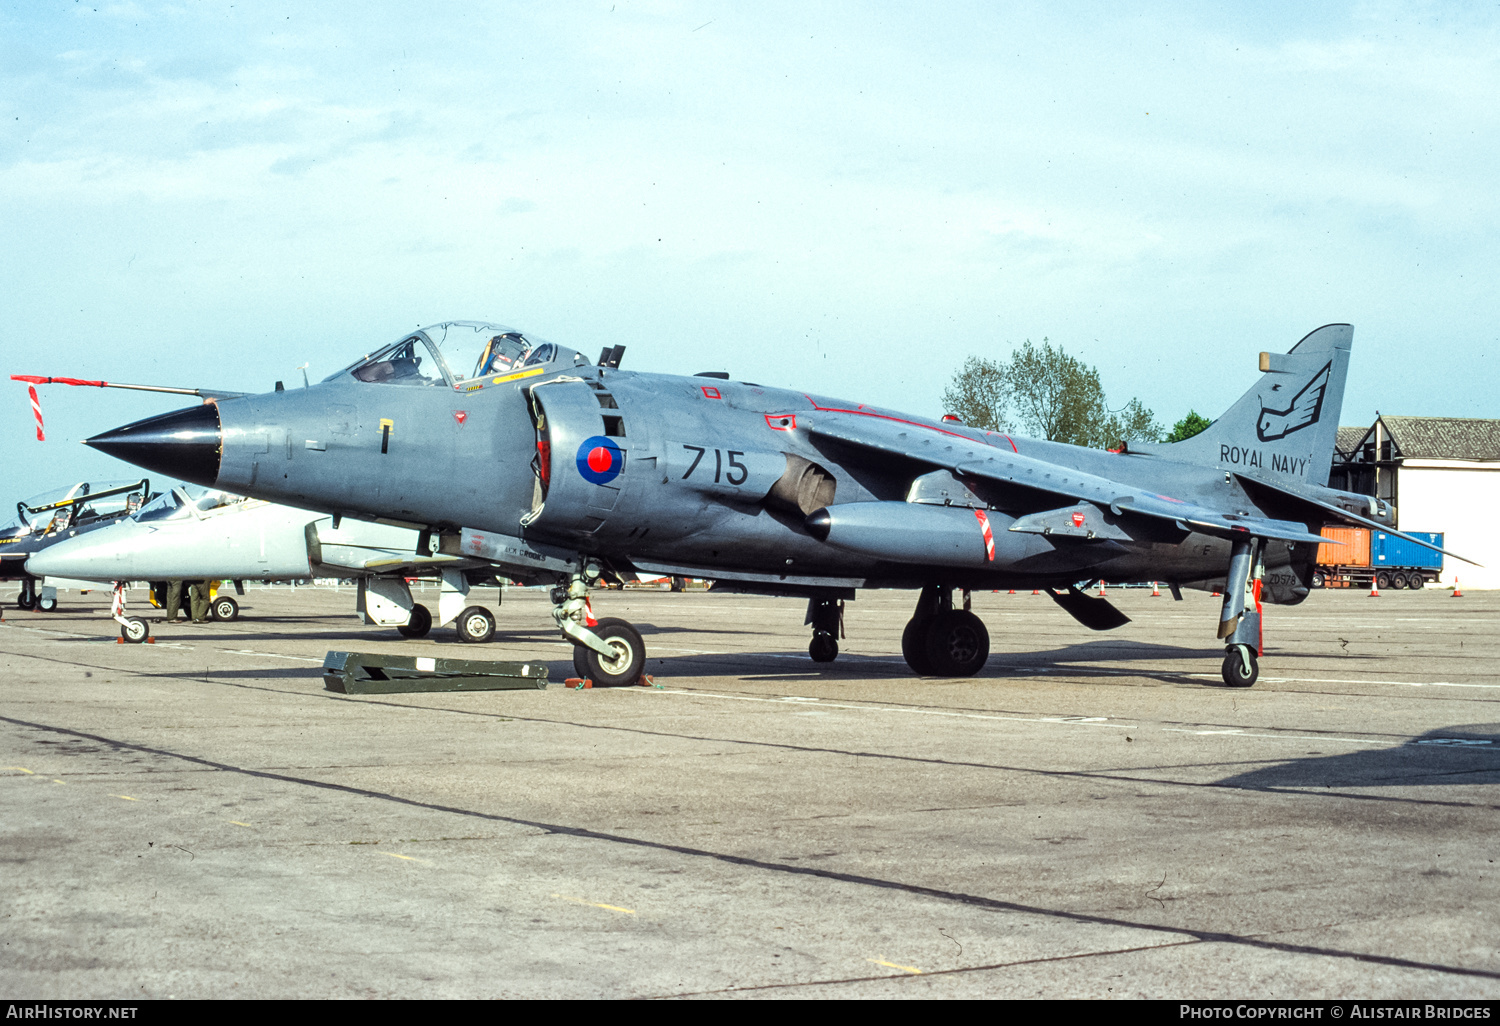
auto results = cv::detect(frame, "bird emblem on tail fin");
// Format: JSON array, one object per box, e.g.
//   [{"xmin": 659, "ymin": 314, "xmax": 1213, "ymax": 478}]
[{"xmin": 1256, "ymin": 361, "xmax": 1331, "ymax": 442}]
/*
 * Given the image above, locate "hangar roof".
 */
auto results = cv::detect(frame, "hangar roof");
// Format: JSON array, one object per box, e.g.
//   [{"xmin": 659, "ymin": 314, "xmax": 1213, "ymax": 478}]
[{"xmin": 1340, "ymin": 416, "xmax": 1500, "ymax": 463}]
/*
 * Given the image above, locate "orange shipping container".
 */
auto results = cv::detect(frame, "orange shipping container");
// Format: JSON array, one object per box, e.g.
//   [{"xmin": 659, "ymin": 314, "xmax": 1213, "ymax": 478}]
[{"xmin": 1318, "ymin": 526, "xmax": 1371, "ymax": 567}]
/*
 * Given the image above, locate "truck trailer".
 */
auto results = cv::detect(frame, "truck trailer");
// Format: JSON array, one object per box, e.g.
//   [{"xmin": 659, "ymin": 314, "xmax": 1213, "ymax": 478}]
[{"xmin": 1312, "ymin": 526, "xmax": 1443, "ymax": 590}]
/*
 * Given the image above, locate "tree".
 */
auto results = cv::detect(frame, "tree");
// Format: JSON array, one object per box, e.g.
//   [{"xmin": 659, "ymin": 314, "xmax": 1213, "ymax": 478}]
[
  {"xmin": 943, "ymin": 337, "xmax": 1161, "ymax": 448},
  {"xmin": 1164, "ymin": 409, "xmax": 1212, "ymax": 443},
  {"xmin": 940, "ymin": 355, "xmax": 1010, "ymax": 432}
]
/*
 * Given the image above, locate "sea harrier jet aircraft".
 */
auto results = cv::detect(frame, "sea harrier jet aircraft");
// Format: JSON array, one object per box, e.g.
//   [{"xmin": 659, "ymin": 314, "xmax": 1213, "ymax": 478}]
[{"xmin": 51, "ymin": 320, "xmax": 1462, "ymax": 686}]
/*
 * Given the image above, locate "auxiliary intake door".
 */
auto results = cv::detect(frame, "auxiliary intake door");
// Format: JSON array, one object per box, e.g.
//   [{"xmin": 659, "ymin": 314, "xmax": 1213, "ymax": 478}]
[{"xmin": 526, "ymin": 379, "xmax": 631, "ymax": 537}]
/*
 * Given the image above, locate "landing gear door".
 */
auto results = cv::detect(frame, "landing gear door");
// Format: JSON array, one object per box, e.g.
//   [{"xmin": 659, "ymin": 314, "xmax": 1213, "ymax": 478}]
[{"xmin": 526, "ymin": 380, "xmax": 629, "ymax": 537}]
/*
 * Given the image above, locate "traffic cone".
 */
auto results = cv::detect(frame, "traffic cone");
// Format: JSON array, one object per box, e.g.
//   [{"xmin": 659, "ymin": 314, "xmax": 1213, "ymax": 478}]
[
  {"xmin": 1453, "ymin": 579, "xmax": 1464, "ymax": 598},
  {"xmin": 1008, "ymin": 589, "xmax": 1016, "ymax": 595},
  {"xmin": 1032, "ymin": 589, "xmax": 1041, "ymax": 595},
  {"xmin": 1151, "ymin": 581, "xmax": 1161, "ymax": 597},
  {"xmin": 1211, "ymin": 589, "xmax": 1219, "ymax": 597},
  {"xmin": 1369, "ymin": 578, "xmax": 1380, "ymax": 598},
  {"xmin": 1097, "ymin": 581, "xmax": 1107, "ymax": 597}
]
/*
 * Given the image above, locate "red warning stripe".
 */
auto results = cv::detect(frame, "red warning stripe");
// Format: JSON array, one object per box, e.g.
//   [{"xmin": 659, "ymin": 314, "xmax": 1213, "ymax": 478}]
[
  {"xmin": 974, "ymin": 509, "xmax": 995, "ymax": 561},
  {"xmin": 12, "ymin": 375, "xmax": 106, "ymax": 387},
  {"xmin": 27, "ymin": 385, "xmax": 43, "ymax": 441}
]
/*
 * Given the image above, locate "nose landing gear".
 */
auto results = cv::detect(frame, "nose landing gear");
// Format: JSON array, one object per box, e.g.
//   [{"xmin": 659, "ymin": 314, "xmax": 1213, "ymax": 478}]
[
  {"xmin": 553, "ymin": 562, "xmax": 647, "ymax": 685},
  {"xmin": 901, "ymin": 585, "xmax": 989, "ymax": 677}
]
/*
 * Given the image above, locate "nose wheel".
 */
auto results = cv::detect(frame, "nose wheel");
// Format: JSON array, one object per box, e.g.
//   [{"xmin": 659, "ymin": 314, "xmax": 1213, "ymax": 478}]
[
  {"xmin": 571, "ymin": 617, "xmax": 646, "ymax": 686},
  {"xmin": 456, "ymin": 605, "xmax": 496, "ymax": 644},
  {"xmin": 555, "ymin": 563, "xmax": 648, "ymax": 684}
]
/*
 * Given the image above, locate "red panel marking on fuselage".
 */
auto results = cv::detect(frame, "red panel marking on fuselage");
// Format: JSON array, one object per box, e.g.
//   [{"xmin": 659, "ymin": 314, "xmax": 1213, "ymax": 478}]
[
  {"xmin": 701, "ymin": 386, "xmax": 722, "ymax": 399},
  {"xmin": 805, "ymin": 396, "xmax": 1016, "ymax": 451},
  {"xmin": 766, "ymin": 414, "xmax": 797, "ymax": 431}
]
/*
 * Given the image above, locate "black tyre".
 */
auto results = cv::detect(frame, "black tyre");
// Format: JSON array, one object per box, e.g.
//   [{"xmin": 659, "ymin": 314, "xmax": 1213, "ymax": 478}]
[
  {"xmin": 36, "ymin": 595, "xmax": 57, "ymax": 612},
  {"xmin": 1406, "ymin": 573, "xmax": 1424, "ymax": 589},
  {"xmin": 211, "ymin": 595, "xmax": 240, "ymax": 622},
  {"xmin": 1221, "ymin": 647, "xmax": 1258, "ymax": 687},
  {"xmin": 1310, "ymin": 571, "xmax": 1325, "ymax": 588},
  {"xmin": 1375, "ymin": 571, "xmax": 1391, "ymax": 591},
  {"xmin": 398, "ymin": 603, "xmax": 432, "ymax": 638},
  {"xmin": 17, "ymin": 592, "xmax": 35, "ymax": 611},
  {"xmin": 809, "ymin": 632, "xmax": 839, "ymax": 663},
  {"xmin": 120, "ymin": 617, "xmax": 149, "ymax": 644},
  {"xmin": 455, "ymin": 605, "xmax": 496, "ymax": 644},
  {"xmin": 574, "ymin": 617, "xmax": 646, "ymax": 686},
  {"xmin": 923, "ymin": 610, "xmax": 990, "ymax": 677},
  {"xmin": 902, "ymin": 616, "xmax": 934, "ymax": 675}
]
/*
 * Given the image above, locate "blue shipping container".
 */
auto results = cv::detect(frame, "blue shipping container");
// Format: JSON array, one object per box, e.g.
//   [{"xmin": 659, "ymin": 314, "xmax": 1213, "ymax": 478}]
[{"xmin": 1372, "ymin": 531, "xmax": 1444, "ymax": 569}]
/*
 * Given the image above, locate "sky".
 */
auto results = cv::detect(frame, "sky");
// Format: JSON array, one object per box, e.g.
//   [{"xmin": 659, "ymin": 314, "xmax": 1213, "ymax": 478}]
[{"xmin": 2, "ymin": 0, "xmax": 1497, "ymax": 500}]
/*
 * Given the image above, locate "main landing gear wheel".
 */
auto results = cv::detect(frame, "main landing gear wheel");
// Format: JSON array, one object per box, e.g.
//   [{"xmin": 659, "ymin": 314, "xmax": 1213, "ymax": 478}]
[
  {"xmin": 398, "ymin": 603, "xmax": 432, "ymax": 639},
  {"xmin": 455, "ymin": 605, "xmax": 495, "ymax": 644},
  {"xmin": 120, "ymin": 617, "xmax": 149, "ymax": 644},
  {"xmin": 211, "ymin": 595, "xmax": 239, "ymax": 622},
  {"xmin": 17, "ymin": 591, "xmax": 36, "ymax": 611},
  {"xmin": 1221, "ymin": 646, "xmax": 1259, "ymax": 687},
  {"xmin": 809, "ymin": 632, "xmax": 839, "ymax": 663},
  {"xmin": 923, "ymin": 610, "xmax": 990, "ymax": 677},
  {"xmin": 572, "ymin": 617, "xmax": 646, "ymax": 686},
  {"xmin": 36, "ymin": 595, "xmax": 57, "ymax": 612},
  {"xmin": 902, "ymin": 617, "xmax": 935, "ymax": 676}
]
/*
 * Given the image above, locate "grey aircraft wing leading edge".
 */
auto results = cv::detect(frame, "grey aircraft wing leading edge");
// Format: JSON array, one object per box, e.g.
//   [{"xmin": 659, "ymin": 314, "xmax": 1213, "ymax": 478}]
[
  {"xmin": 77, "ymin": 318, "xmax": 1473, "ymax": 687},
  {"xmin": 24, "ymin": 486, "xmax": 503, "ymax": 644}
]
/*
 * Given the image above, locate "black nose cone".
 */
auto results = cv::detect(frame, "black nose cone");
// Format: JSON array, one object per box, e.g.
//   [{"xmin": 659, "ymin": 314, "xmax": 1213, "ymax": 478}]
[{"xmin": 85, "ymin": 404, "xmax": 222, "ymax": 486}]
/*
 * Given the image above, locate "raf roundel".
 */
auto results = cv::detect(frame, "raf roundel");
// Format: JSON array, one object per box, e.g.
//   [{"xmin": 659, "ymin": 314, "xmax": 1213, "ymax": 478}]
[{"xmin": 576, "ymin": 436, "xmax": 625, "ymax": 485}]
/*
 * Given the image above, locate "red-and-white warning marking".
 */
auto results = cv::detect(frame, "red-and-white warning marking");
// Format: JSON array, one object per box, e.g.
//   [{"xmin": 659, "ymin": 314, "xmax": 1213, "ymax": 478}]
[
  {"xmin": 27, "ymin": 385, "xmax": 43, "ymax": 441},
  {"xmin": 974, "ymin": 509, "xmax": 995, "ymax": 561}
]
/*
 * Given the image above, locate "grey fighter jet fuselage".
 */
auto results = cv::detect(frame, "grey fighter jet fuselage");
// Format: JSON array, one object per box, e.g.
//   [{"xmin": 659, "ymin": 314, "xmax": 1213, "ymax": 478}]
[{"xmin": 79, "ymin": 321, "xmax": 1458, "ymax": 687}]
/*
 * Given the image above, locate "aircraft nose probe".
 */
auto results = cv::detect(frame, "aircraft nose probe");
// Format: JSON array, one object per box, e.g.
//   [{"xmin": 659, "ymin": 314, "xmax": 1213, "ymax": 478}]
[{"xmin": 84, "ymin": 404, "xmax": 223, "ymax": 487}]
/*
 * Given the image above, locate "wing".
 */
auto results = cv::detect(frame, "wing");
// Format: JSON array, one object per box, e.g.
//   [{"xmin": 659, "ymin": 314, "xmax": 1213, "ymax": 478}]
[{"xmin": 802, "ymin": 413, "xmax": 1331, "ymax": 546}]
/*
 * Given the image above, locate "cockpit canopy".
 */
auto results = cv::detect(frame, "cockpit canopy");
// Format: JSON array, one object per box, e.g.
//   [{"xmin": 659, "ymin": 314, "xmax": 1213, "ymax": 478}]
[
  {"xmin": 330, "ymin": 321, "xmax": 590, "ymax": 390},
  {"xmin": 134, "ymin": 486, "xmax": 247, "ymax": 524},
  {"xmin": 6, "ymin": 480, "xmax": 148, "ymax": 535}
]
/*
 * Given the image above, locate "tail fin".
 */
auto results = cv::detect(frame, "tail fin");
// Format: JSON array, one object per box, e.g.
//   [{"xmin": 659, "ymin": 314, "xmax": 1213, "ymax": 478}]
[{"xmin": 1135, "ymin": 324, "xmax": 1352, "ymax": 485}]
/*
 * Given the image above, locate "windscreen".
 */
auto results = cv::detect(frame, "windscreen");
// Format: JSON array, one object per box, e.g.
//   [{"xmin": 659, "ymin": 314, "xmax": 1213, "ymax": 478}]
[{"xmin": 134, "ymin": 486, "xmax": 245, "ymax": 523}]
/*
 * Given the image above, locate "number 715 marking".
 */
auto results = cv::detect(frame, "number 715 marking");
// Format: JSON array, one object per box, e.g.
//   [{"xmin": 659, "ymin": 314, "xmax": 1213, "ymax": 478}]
[{"xmin": 681, "ymin": 445, "xmax": 748, "ymax": 485}]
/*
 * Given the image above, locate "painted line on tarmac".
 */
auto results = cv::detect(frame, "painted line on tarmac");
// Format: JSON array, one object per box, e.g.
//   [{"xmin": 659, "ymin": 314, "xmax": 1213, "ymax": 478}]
[
  {"xmin": 867, "ymin": 958, "xmax": 921, "ymax": 974},
  {"xmin": 650, "ymin": 688, "xmax": 1133, "ymax": 730},
  {"xmin": 1190, "ymin": 673, "xmax": 1500, "ymax": 690},
  {"xmin": 220, "ymin": 648, "xmax": 324, "ymax": 664},
  {"xmin": 1162, "ymin": 728, "xmax": 1388, "ymax": 746},
  {"xmin": 648, "ymin": 688, "xmax": 1424, "ymax": 749},
  {"xmin": 552, "ymin": 893, "xmax": 636, "ymax": 914}
]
